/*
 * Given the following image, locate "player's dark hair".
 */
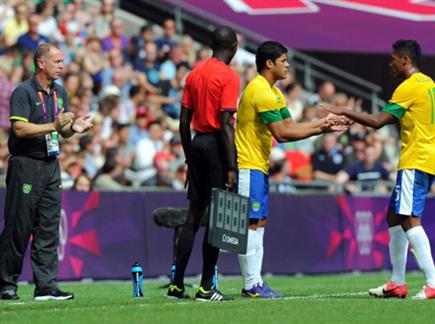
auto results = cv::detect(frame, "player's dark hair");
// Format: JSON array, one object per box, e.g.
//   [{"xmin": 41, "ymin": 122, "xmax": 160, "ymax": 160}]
[
  {"xmin": 211, "ymin": 26, "xmax": 237, "ymax": 52},
  {"xmin": 393, "ymin": 40, "xmax": 421, "ymax": 68},
  {"xmin": 256, "ymin": 41, "xmax": 288, "ymax": 73}
]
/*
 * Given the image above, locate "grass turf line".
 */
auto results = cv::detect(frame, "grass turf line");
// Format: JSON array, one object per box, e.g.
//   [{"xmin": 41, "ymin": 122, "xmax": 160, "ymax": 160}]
[{"xmin": 0, "ymin": 272, "xmax": 434, "ymax": 324}]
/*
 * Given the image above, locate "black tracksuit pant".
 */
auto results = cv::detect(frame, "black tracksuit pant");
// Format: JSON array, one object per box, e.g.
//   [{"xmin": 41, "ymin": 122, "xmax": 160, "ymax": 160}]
[{"xmin": 0, "ymin": 155, "xmax": 61, "ymax": 292}]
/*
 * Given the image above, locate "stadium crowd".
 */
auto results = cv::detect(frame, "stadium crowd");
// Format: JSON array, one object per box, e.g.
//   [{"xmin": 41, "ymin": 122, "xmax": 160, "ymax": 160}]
[{"xmin": 0, "ymin": 0, "xmax": 403, "ymax": 193}]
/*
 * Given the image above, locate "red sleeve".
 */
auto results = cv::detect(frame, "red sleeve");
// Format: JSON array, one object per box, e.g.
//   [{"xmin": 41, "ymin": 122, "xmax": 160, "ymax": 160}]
[
  {"xmin": 181, "ymin": 76, "xmax": 193, "ymax": 109},
  {"xmin": 220, "ymin": 72, "xmax": 240, "ymax": 112}
]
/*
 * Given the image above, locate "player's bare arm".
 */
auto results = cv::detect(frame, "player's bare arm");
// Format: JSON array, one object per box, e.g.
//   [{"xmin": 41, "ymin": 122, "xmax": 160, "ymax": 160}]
[
  {"xmin": 322, "ymin": 103, "xmax": 397, "ymax": 129},
  {"xmin": 269, "ymin": 116, "xmax": 335, "ymax": 142}
]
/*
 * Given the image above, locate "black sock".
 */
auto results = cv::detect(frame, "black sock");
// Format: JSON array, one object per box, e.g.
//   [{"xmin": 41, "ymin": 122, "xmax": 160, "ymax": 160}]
[
  {"xmin": 200, "ymin": 228, "xmax": 219, "ymax": 290},
  {"xmin": 173, "ymin": 224, "xmax": 196, "ymax": 289}
]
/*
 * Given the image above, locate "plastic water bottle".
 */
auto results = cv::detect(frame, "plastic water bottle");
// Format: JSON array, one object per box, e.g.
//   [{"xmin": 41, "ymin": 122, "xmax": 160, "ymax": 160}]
[
  {"xmin": 212, "ymin": 265, "xmax": 218, "ymax": 289},
  {"xmin": 131, "ymin": 261, "xmax": 144, "ymax": 297}
]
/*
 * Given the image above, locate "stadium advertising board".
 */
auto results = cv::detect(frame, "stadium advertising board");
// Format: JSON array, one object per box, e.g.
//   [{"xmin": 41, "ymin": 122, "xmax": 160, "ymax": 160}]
[
  {"xmin": 1, "ymin": 191, "xmax": 434, "ymax": 281},
  {"xmin": 164, "ymin": 0, "xmax": 435, "ymax": 53}
]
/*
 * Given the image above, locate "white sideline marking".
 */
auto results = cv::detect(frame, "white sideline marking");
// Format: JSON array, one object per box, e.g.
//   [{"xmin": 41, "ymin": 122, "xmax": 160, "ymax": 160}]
[
  {"xmin": 281, "ymin": 292, "xmax": 367, "ymax": 300},
  {"xmin": 1, "ymin": 292, "xmax": 369, "ymax": 310}
]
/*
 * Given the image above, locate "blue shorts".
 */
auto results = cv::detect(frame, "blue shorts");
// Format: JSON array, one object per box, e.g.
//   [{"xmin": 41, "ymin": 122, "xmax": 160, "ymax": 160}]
[
  {"xmin": 238, "ymin": 169, "xmax": 269, "ymax": 219},
  {"xmin": 388, "ymin": 169, "xmax": 434, "ymax": 217}
]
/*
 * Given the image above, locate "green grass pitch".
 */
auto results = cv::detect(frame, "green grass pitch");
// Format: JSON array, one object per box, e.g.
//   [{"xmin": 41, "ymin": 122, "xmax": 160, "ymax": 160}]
[{"xmin": 1, "ymin": 272, "xmax": 434, "ymax": 324}]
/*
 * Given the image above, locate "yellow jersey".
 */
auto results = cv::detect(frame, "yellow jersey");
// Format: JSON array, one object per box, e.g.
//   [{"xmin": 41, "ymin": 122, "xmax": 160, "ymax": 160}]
[
  {"xmin": 236, "ymin": 75, "xmax": 291, "ymax": 174},
  {"xmin": 383, "ymin": 72, "xmax": 435, "ymax": 174}
]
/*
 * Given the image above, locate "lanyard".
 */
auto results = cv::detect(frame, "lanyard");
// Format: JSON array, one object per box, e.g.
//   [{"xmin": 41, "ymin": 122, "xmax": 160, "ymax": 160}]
[{"xmin": 37, "ymin": 90, "xmax": 58, "ymax": 123}]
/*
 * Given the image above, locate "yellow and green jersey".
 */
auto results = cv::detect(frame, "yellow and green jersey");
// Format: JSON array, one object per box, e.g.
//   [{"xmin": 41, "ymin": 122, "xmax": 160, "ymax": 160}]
[
  {"xmin": 236, "ymin": 75, "xmax": 291, "ymax": 174},
  {"xmin": 383, "ymin": 72, "xmax": 435, "ymax": 174}
]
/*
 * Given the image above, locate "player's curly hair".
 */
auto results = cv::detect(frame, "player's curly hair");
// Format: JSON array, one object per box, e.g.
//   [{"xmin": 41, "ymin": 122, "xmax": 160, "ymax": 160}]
[
  {"xmin": 255, "ymin": 41, "xmax": 288, "ymax": 73},
  {"xmin": 393, "ymin": 40, "xmax": 421, "ymax": 68}
]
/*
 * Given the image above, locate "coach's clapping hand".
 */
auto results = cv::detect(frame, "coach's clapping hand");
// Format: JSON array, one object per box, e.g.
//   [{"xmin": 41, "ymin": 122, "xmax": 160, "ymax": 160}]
[
  {"xmin": 71, "ymin": 115, "xmax": 93, "ymax": 133},
  {"xmin": 54, "ymin": 108, "xmax": 75, "ymax": 132}
]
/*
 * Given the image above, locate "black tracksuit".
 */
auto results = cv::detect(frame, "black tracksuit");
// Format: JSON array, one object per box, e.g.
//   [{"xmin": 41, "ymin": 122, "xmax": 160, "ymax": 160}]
[{"xmin": 0, "ymin": 76, "xmax": 69, "ymax": 292}]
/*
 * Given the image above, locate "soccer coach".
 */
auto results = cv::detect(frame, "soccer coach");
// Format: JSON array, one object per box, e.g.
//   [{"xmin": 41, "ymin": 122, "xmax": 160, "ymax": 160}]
[{"xmin": 0, "ymin": 44, "xmax": 92, "ymax": 301}]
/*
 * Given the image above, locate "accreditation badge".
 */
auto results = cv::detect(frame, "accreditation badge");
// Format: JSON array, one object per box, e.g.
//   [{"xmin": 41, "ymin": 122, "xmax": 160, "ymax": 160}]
[{"xmin": 46, "ymin": 131, "xmax": 60, "ymax": 156}]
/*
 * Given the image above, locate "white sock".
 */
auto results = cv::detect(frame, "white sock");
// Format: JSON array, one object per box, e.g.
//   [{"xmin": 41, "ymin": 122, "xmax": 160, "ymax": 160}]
[
  {"xmin": 238, "ymin": 229, "xmax": 257, "ymax": 290},
  {"xmin": 389, "ymin": 225, "xmax": 409, "ymax": 285},
  {"xmin": 255, "ymin": 227, "xmax": 265, "ymax": 285},
  {"xmin": 406, "ymin": 226, "xmax": 435, "ymax": 287}
]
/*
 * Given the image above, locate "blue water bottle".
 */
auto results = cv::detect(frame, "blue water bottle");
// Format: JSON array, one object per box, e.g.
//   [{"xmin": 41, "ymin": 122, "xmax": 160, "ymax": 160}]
[
  {"xmin": 212, "ymin": 265, "xmax": 218, "ymax": 289},
  {"xmin": 131, "ymin": 261, "xmax": 144, "ymax": 297}
]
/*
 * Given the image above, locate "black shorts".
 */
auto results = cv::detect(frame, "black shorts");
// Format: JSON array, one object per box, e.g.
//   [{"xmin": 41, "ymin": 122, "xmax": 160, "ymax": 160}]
[{"xmin": 187, "ymin": 132, "xmax": 228, "ymax": 201}]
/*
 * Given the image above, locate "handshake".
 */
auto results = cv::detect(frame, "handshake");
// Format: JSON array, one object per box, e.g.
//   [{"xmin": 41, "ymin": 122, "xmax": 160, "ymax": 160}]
[
  {"xmin": 322, "ymin": 113, "xmax": 353, "ymax": 132},
  {"xmin": 53, "ymin": 109, "xmax": 93, "ymax": 134}
]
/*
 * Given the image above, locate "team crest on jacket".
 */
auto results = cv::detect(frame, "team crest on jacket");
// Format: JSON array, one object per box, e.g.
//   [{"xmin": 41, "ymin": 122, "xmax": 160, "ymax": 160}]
[{"xmin": 23, "ymin": 183, "xmax": 32, "ymax": 194}]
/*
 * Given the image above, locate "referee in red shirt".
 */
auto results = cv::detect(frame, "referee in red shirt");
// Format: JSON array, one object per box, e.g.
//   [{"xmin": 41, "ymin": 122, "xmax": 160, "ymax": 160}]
[{"xmin": 167, "ymin": 26, "xmax": 239, "ymax": 302}]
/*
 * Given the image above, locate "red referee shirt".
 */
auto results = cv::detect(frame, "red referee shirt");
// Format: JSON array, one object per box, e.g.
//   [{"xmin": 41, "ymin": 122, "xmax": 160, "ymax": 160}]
[{"xmin": 182, "ymin": 57, "xmax": 240, "ymax": 133}]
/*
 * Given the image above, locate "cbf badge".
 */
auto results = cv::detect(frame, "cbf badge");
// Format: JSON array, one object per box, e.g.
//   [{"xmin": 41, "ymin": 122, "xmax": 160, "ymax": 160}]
[
  {"xmin": 22, "ymin": 183, "xmax": 32, "ymax": 194},
  {"xmin": 46, "ymin": 131, "xmax": 60, "ymax": 156},
  {"xmin": 56, "ymin": 98, "xmax": 64, "ymax": 109}
]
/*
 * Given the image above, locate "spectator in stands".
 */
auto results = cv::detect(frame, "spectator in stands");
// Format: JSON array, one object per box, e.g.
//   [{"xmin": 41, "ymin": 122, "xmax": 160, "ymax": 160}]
[
  {"xmin": 168, "ymin": 134, "xmax": 184, "ymax": 173},
  {"xmin": 63, "ymin": 73, "xmax": 80, "ymax": 98},
  {"xmin": 162, "ymin": 62, "xmax": 190, "ymax": 119},
  {"xmin": 35, "ymin": 1, "xmax": 63, "ymax": 43},
  {"xmin": 2, "ymin": 2, "xmax": 29, "ymax": 47},
  {"xmin": 79, "ymin": 135, "xmax": 99, "ymax": 178},
  {"xmin": 94, "ymin": 0, "xmax": 115, "ymax": 38},
  {"xmin": 134, "ymin": 42, "xmax": 161, "ymax": 87},
  {"xmin": 312, "ymin": 133, "xmax": 345, "ymax": 181},
  {"xmin": 65, "ymin": 0, "xmax": 92, "ymax": 40},
  {"xmin": 0, "ymin": 67, "xmax": 16, "ymax": 131},
  {"xmin": 115, "ymin": 123, "xmax": 135, "ymax": 172},
  {"xmin": 269, "ymin": 147, "xmax": 293, "ymax": 186},
  {"xmin": 101, "ymin": 18, "xmax": 130, "ymax": 53},
  {"xmin": 133, "ymin": 120, "xmax": 164, "ymax": 176},
  {"xmin": 58, "ymin": 22, "xmax": 82, "ymax": 66},
  {"xmin": 131, "ymin": 23, "xmax": 155, "ymax": 65},
  {"xmin": 160, "ymin": 46, "xmax": 186, "ymax": 81},
  {"xmin": 17, "ymin": 13, "xmax": 49, "ymax": 53},
  {"xmin": 78, "ymin": 37, "xmax": 108, "ymax": 94},
  {"xmin": 336, "ymin": 145, "xmax": 391, "ymax": 193},
  {"xmin": 102, "ymin": 49, "xmax": 129, "ymax": 88},
  {"xmin": 284, "ymin": 82, "xmax": 304, "ymax": 122},
  {"xmin": 128, "ymin": 106, "xmax": 149, "ymax": 146},
  {"xmin": 307, "ymin": 80, "xmax": 336, "ymax": 105},
  {"xmin": 98, "ymin": 92, "xmax": 120, "ymax": 143},
  {"xmin": 0, "ymin": 1, "xmax": 15, "ymax": 35},
  {"xmin": 195, "ymin": 47, "xmax": 211, "ymax": 67},
  {"xmin": 119, "ymin": 85, "xmax": 145, "ymax": 125},
  {"xmin": 342, "ymin": 130, "xmax": 367, "ymax": 168},
  {"xmin": 155, "ymin": 18, "xmax": 178, "ymax": 57},
  {"xmin": 93, "ymin": 148, "xmax": 130, "ymax": 191},
  {"xmin": 172, "ymin": 163, "xmax": 187, "ymax": 190},
  {"xmin": 143, "ymin": 152, "xmax": 174, "ymax": 187},
  {"xmin": 71, "ymin": 173, "xmax": 92, "ymax": 191},
  {"xmin": 233, "ymin": 33, "xmax": 255, "ymax": 67},
  {"xmin": 180, "ymin": 35, "xmax": 196, "ymax": 67}
]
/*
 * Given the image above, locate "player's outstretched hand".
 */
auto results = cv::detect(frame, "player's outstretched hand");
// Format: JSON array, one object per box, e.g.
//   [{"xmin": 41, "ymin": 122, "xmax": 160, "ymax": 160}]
[
  {"xmin": 324, "ymin": 113, "xmax": 351, "ymax": 132},
  {"xmin": 320, "ymin": 103, "xmax": 346, "ymax": 116},
  {"xmin": 71, "ymin": 115, "xmax": 93, "ymax": 133}
]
